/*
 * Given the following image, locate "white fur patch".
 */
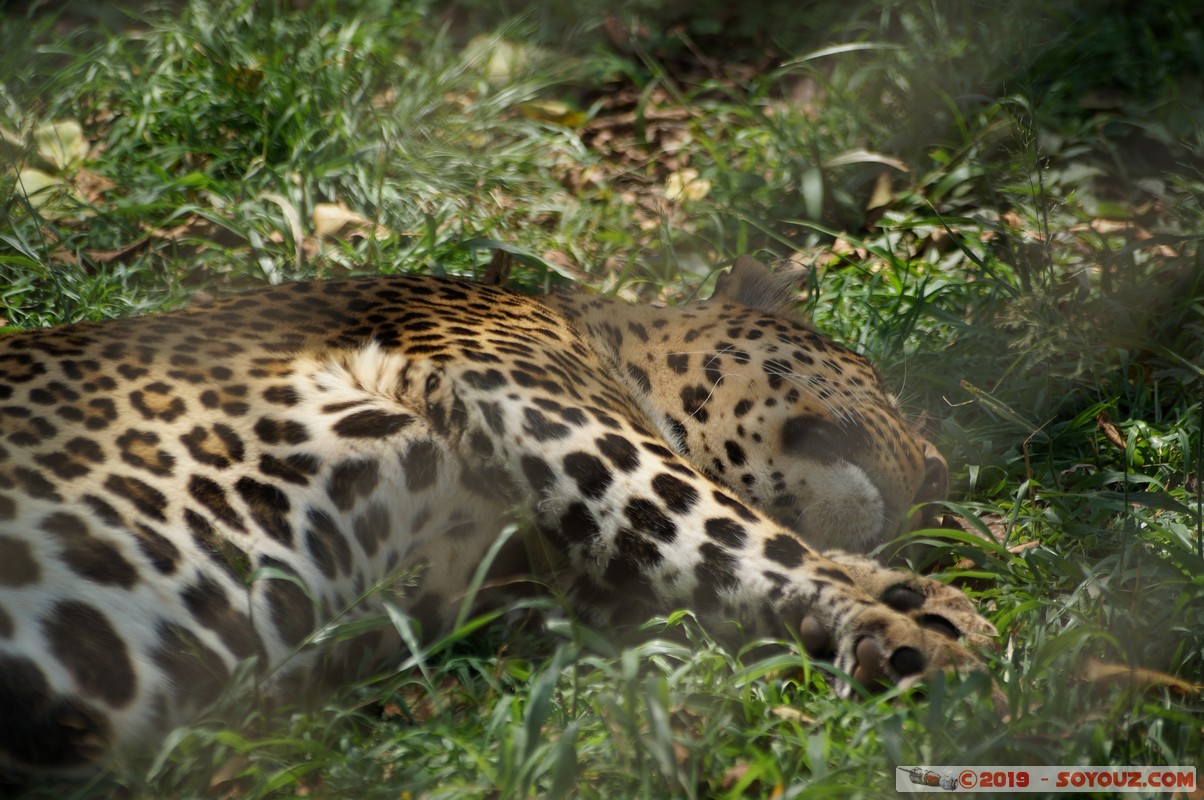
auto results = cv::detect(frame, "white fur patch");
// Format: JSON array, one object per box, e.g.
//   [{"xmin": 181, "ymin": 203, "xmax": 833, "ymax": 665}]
[{"xmin": 800, "ymin": 462, "xmax": 886, "ymax": 552}]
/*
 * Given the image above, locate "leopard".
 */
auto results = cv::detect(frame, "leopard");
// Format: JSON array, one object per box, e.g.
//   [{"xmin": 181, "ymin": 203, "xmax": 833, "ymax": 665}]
[{"xmin": 0, "ymin": 255, "xmax": 996, "ymax": 776}]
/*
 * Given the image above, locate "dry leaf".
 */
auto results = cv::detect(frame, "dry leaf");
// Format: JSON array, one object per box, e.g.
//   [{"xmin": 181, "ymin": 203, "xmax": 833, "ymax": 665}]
[
  {"xmin": 312, "ymin": 203, "xmax": 388, "ymax": 240},
  {"xmin": 829, "ymin": 236, "xmax": 867, "ymax": 261},
  {"xmin": 209, "ymin": 754, "xmax": 249, "ymax": 790},
  {"xmin": 672, "ymin": 740, "xmax": 690, "ymax": 768},
  {"xmin": 721, "ymin": 761, "xmax": 783, "ymax": 797},
  {"xmin": 770, "ymin": 705, "xmax": 816, "ymax": 725},
  {"xmin": 482, "ymin": 249, "xmax": 513, "ymax": 286},
  {"xmin": 866, "ymin": 170, "xmax": 893, "ymax": 211},
  {"xmin": 540, "ymin": 249, "xmax": 593, "ymax": 282},
  {"xmin": 721, "ymin": 762, "xmax": 753, "ymax": 790},
  {"xmin": 1080, "ymin": 657, "xmax": 1203, "ymax": 698},
  {"xmin": 1095, "ymin": 412, "xmax": 1126, "ymax": 451}
]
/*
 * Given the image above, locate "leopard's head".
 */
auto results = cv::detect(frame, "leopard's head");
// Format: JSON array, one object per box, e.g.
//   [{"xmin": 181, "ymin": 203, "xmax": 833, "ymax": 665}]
[{"xmin": 563, "ymin": 256, "xmax": 948, "ymax": 556}]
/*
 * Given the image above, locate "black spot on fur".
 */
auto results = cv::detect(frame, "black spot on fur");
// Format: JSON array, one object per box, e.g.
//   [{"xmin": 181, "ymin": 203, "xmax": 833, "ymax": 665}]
[
  {"xmin": 557, "ymin": 502, "xmax": 601, "ymax": 544},
  {"xmin": 129, "ymin": 383, "xmax": 187, "ymax": 422},
  {"xmin": 563, "ymin": 452, "xmax": 612, "ymax": 500},
  {"xmin": 763, "ymin": 358, "xmax": 791, "ymax": 390},
  {"xmin": 693, "ymin": 543, "xmax": 740, "ymax": 610},
  {"xmin": 185, "ymin": 510, "xmax": 251, "ymax": 584},
  {"xmin": 0, "ymin": 653, "xmax": 111, "ymax": 769},
  {"xmin": 263, "ymin": 385, "xmax": 300, "ymax": 406},
  {"xmin": 816, "ymin": 565, "xmax": 854, "ymax": 585},
  {"xmin": 651, "ymin": 473, "xmax": 699, "ymax": 515},
  {"xmin": 150, "ymin": 621, "xmax": 231, "ymax": 713},
  {"xmin": 327, "ymin": 459, "xmax": 380, "ymax": 512},
  {"xmin": 14, "ymin": 467, "xmax": 62, "ymax": 501},
  {"xmin": 180, "ymin": 574, "xmax": 262, "ymax": 661},
  {"xmin": 0, "ymin": 535, "xmax": 40, "ymax": 586},
  {"xmin": 353, "ymin": 503, "xmax": 391, "ymax": 556},
  {"xmin": 80, "ymin": 494, "xmax": 122, "ymax": 527},
  {"xmin": 83, "ymin": 397, "xmax": 118, "ymax": 430},
  {"xmin": 116, "ymin": 429, "xmax": 176, "ymax": 477},
  {"xmin": 304, "ymin": 507, "xmax": 352, "ymax": 579},
  {"xmin": 704, "ymin": 517, "xmax": 748, "ymax": 549},
  {"xmin": 711, "ymin": 490, "xmax": 760, "ymax": 523},
  {"xmin": 523, "ymin": 407, "xmax": 571, "ymax": 441},
  {"xmin": 180, "ymin": 423, "xmax": 246, "ymax": 468},
  {"xmin": 665, "ymin": 418, "xmax": 690, "ymax": 453},
  {"xmin": 463, "ymin": 369, "xmax": 507, "ymax": 390},
  {"xmin": 259, "ymin": 453, "xmax": 314, "ymax": 485},
  {"xmin": 235, "ymin": 477, "xmax": 293, "ymax": 546},
  {"xmin": 42, "ymin": 512, "xmax": 138, "ymax": 588},
  {"xmin": 260, "ymin": 556, "xmax": 315, "ymax": 649},
  {"xmin": 478, "ymin": 400, "xmax": 505, "ymax": 434},
  {"xmin": 34, "ymin": 450, "xmax": 91, "ymax": 480},
  {"xmin": 596, "ymin": 434, "xmax": 640, "ymax": 472},
  {"xmin": 332, "ymin": 409, "xmax": 414, "ymax": 438},
  {"xmin": 623, "ymin": 498, "xmax": 678, "ymax": 542},
  {"xmin": 401, "ymin": 439, "xmax": 440, "ymax": 490},
  {"xmin": 605, "ymin": 528, "xmax": 663, "ymax": 587},
  {"xmin": 521, "ymin": 455, "xmax": 556, "ymax": 500},
  {"xmin": 723, "ymin": 440, "xmax": 747, "ymax": 467},
  {"xmin": 680, "ymin": 385, "xmax": 710, "ymax": 423},
  {"xmin": 764, "ymin": 534, "xmax": 807, "ymax": 568},
  {"xmin": 625, "ymin": 363, "xmax": 652, "ymax": 395},
  {"xmin": 187, "ymin": 475, "xmax": 246, "ymax": 532},
  {"xmin": 103, "ymin": 474, "xmax": 167, "ymax": 522},
  {"xmin": 253, "ymin": 416, "xmax": 311, "ymax": 445},
  {"xmin": 132, "ymin": 522, "xmax": 181, "ymax": 575},
  {"xmin": 43, "ymin": 601, "xmax": 136, "ymax": 708}
]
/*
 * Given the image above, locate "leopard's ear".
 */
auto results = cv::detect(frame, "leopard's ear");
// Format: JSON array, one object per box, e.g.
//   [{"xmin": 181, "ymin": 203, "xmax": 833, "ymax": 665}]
[{"xmin": 710, "ymin": 255, "xmax": 800, "ymax": 316}]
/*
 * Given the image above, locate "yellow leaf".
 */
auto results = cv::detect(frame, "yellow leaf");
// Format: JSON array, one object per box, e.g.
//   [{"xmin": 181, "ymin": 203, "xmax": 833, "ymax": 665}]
[
  {"xmin": 34, "ymin": 120, "xmax": 88, "ymax": 171},
  {"xmin": 665, "ymin": 168, "xmax": 711, "ymax": 202},
  {"xmin": 866, "ymin": 170, "xmax": 893, "ymax": 211},
  {"xmin": 465, "ymin": 36, "xmax": 531, "ymax": 85},
  {"xmin": 16, "ymin": 168, "xmax": 84, "ymax": 216},
  {"xmin": 518, "ymin": 100, "xmax": 587, "ymax": 128}
]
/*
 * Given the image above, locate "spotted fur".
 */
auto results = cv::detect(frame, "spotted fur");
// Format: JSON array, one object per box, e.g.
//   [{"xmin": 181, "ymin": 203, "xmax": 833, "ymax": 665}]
[{"xmin": 0, "ymin": 257, "xmax": 994, "ymax": 774}]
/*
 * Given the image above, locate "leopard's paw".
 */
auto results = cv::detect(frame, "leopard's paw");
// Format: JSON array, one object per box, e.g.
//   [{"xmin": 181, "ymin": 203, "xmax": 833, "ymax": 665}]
[
  {"xmin": 799, "ymin": 603, "xmax": 982, "ymax": 693},
  {"xmin": 821, "ymin": 550, "xmax": 997, "ymax": 652}
]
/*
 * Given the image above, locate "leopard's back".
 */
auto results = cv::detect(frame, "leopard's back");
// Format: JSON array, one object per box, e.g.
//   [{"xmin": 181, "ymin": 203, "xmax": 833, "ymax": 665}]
[{"xmin": 0, "ymin": 267, "xmax": 989, "ymax": 776}]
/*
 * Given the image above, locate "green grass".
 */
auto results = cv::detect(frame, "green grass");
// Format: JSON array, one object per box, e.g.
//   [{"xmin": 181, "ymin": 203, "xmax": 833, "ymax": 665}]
[{"xmin": 2, "ymin": 0, "xmax": 1203, "ymax": 797}]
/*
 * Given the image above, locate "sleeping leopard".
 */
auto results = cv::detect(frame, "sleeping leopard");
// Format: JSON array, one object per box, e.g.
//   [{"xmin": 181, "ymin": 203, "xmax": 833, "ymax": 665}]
[{"xmin": 0, "ymin": 256, "xmax": 995, "ymax": 775}]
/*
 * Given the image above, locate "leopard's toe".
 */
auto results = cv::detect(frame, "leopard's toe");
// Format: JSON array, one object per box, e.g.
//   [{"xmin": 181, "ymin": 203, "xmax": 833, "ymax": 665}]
[{"xmin": 834, "ymin": 606, "xmax": 984, "ymax": 695}]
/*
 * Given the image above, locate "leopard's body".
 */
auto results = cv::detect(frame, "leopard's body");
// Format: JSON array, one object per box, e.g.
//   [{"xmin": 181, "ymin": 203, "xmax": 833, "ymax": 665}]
[{"xmin": 0, "ymin": 257, "xmax": 994, "ymax": 774}]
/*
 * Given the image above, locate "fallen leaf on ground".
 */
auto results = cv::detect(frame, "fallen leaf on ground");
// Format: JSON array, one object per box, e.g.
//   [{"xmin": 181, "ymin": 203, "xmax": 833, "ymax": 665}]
[{"xmin": 1079, "ymin": 657, "xmax": 1203, "ymax": 698}]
